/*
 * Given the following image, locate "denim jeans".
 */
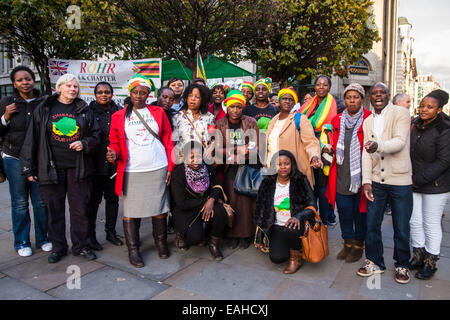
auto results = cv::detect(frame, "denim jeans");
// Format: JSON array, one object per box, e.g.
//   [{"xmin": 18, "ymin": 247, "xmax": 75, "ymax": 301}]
[
  {"xmin": 335, "ymin": 193, "xmax": 366, "ymax": 242},
  {"xmin": 365, "ymin": 182, "xmax": 413, "ymax": 269},
  {"xmin": 315, "ymin": 186, "xmax": 336, "ymax": 225},
  {"xmin": 3, "ymin": 156, "xmax": 48, "ymax": 250}
]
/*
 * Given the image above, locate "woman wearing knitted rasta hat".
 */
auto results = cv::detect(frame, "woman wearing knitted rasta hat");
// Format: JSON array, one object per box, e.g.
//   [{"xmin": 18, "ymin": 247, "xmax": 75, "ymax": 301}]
[
  {"xmin": 107, "ymin": 74, "xmax": 175, "ymax": 268},
  {"xmin": 409, "ymin": 89, "xmax": 450, "ymax": 280},
  {"xmin": 216, "ymin": 90, "xmax": 260, "ymax": 249},
  {"xmin": 265, "ymin": 87, "xmax": 321, "ymax": 188},
  {"xmin": 240, "ymin": 81, "xmax": 255, "ymax": 107}
]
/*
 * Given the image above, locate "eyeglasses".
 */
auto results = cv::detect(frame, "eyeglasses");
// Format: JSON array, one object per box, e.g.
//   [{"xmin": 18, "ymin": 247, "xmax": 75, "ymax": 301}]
[{"xmin": 96, "ymin": 91, "xmax": 112, "ymax": 95}]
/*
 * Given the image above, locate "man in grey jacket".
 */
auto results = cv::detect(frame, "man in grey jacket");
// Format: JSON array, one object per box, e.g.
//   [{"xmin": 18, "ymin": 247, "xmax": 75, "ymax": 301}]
[{"xmin": 356, "ymin": 83, "xmax": 413, "ymax": 284}]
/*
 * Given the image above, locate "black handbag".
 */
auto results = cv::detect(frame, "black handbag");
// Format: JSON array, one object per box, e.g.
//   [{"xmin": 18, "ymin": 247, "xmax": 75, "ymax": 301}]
[{"xmin": 233, "ymin": 165, "xmax": 263, "ymax": 198}]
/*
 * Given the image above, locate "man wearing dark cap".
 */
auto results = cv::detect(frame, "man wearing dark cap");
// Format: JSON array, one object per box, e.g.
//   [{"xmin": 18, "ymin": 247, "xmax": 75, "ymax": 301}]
[{"xmin": 357, "ymin": 83, "xmax": 413, "ymax": 284}]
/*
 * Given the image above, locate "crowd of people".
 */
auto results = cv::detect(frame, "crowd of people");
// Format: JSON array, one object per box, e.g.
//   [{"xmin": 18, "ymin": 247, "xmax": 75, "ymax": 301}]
[{"xmin": 0, "ymin": 65, "xmax": 449, "ymax": 285}]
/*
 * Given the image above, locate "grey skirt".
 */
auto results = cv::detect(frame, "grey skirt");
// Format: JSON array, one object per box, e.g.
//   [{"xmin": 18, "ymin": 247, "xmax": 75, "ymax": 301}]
[{"xmin": 122, "ymin": 167, "xmax": 170, "ymax": 218}]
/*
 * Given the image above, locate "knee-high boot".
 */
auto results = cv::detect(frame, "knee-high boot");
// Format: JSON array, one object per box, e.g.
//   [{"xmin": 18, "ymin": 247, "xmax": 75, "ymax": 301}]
[
  {"xmin": 152, "ymin": 215, "xmax": 169, "ymax": 259},
  {"xmin": 123, "ymin": 219, "xmax": 144, "ymax": 268}
]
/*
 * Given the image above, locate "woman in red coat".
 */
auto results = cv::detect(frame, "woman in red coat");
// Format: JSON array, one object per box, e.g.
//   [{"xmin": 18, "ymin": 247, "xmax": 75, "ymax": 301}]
[
  {"xmin": 326, "ymin": 83, "xmax": 371, "ymax": 263},
  {"xmin": 107, "ymin": 74, "xmax": 175, "ymax": 268}
]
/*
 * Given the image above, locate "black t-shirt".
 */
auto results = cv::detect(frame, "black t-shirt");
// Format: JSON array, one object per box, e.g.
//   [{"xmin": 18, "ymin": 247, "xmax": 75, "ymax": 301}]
[
  {"xmin": 242, "ymin": 103, "xmax": 279, "ymax": 131},
  {"xmin": 48, "ymin": 101, "xmax": 81, "ymax": 169}
]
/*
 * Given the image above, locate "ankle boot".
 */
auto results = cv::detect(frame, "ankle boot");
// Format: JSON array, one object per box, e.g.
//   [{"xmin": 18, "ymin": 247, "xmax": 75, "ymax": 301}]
[
  {"xmin": 336, "ymin": 239, "xmax": 353, "ymax": 260},
  {"xmin": 123, "ymin": 219, "xmax": 144, "ymax": 268},
  {"xmin": 415, "ymin": 251, "xmax": 439, "ymax": 280},
  {"xmin": 175, "ymin": 232, "xmax": 188, "ymax": 251},
  {"xmin": 409, "ymin": 247, "xmax": 425, "ymax": 270},
  {"xmin": 152, "ymin": 216, "xmax": 169, "ymax": 259},
  {"xmin": 106, "ymin": 230, "xmax": 124, "ymax": 246},
  {"xmin": 346, "ymin": 240, "xmax": 364, "ymax": 263},
  {"xmin": 209, "ymin": 236, "xmax": 224, "ymax": 261},
  {"xmin": 283, "ymin": 249, "xmax": 303, "ymax": 274}
]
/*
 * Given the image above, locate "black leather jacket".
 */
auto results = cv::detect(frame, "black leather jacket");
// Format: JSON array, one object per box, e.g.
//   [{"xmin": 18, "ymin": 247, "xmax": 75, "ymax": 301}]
[{"xmin": 21, "ymin": 93, "xmax": 101, "ymax": 185}]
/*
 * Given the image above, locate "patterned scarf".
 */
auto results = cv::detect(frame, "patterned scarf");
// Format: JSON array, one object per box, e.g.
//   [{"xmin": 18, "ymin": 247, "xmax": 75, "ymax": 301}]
[
  {"xmin": 299, "ymin": 93, "xmax": 337, "ymax": 133},
  {"xmin": 184, "ymin": 163, "xmax": 210, "ymax": 194},
  {"xmin": 336, "ymin": 107, "xmax": 364, "ymax": 193}
]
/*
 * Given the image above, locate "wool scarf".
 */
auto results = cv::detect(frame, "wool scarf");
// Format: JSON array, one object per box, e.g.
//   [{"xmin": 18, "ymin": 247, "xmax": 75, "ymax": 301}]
[{"xmin": 336, "ymin": 107, "xmax": 364, "ymax": 193}]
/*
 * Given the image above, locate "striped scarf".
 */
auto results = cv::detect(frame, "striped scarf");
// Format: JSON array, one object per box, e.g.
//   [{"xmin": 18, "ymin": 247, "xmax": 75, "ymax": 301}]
[
  {"xmin": 336, "ymin": 107, "xmax": 364, "ymax": 193},
  {"xmin": 299, "ymin": 93, "xmax": 337, "ymax": 133}
]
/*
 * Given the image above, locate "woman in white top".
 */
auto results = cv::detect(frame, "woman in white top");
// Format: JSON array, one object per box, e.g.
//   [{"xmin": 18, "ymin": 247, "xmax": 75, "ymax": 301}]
[{"xmin": 107, "ymin": 74, "xmax": 175, "ymax": 268}]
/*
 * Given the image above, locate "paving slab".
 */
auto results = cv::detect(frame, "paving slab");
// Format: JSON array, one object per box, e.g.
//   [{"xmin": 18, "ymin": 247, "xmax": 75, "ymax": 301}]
[
  {"xmin": 0, "ymin": 272, "xmax": 5, "ymax": 279},
  {"xmin": 2, "ymin": 254, "xmax": 105, "ymax": 291},
  {"xmin": 152, "ymin": 286, "xmax": 211, "ymax": 300},
  {"xmin": 95, "ymin": 238, "xmax": 200, "ymax": 282},
  {"xmin": 175, "ymin": 260, "xmax": 285, "ymax": 300},
  {"xmin": 418, "ymin": 279, "xmax": 450, "ymax": 300},
  {"xmin": 358, "ymin": 269, "xmax": 420, "ymax": 300},
  {"xmin": 0, "ymin": 233, "xmax": 47, "ymax": 270},
  {"xmin": 331, "ymin": 259, "xmax": 366, "ymax": 294},
  {"xmin": 267, "ymin": 277, "xmax": 349, "ymax": 300},
  {"xmin": 0, "ymin": 277, "xmax": 55, "ymax": 300},
  {"xmin": 47, "ymin": 267, "xmax": 167, "ymax": 300}
]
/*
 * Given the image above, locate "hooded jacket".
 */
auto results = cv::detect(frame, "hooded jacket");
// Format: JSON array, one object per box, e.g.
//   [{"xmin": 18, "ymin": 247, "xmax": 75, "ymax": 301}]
[
  {"xmin": 410, "ymin": 113, "xmax": 450, "ymax": 194},
  {"xmin": 0, "ymin": 88, "xmax": 43, "ymax": 158},
  {"xmin": 21, "ymin": 93, "xmax": 101, "ymax": 185}
]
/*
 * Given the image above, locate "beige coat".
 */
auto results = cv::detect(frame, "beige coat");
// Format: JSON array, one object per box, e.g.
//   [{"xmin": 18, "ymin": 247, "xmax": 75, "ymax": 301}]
[
  {"xmin": 265, "ymin": 112, "xmax": 320, "ymax": 187},
  {"xmin": 362, "ymin": 103, "xmax": 412, "ymax": 186}
]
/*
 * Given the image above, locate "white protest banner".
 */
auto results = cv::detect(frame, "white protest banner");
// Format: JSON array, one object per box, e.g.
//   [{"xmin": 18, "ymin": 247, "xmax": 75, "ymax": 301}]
[{"xmin": 48, "ymin": 58, "xmax": 161, "ymax": 105}]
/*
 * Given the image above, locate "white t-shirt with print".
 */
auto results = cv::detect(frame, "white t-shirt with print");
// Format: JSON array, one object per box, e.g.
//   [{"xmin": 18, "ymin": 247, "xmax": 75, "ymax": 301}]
[
  {"xmin": 274, "ymin": 181, "xmax": 291, "ymax": 226},
  {"xmin": 125, "ymin": 108, "xmax": 168, "ymax": 172}
]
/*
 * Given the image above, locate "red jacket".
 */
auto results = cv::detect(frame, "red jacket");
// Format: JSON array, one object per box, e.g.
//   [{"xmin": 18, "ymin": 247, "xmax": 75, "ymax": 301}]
[
  {"xmin": 109, "ymin": 105, "xmax": 175, "ymax": 196},
  {"xmin": 325, "ymin": 107, "xmax": 371, "ymax": 212}
]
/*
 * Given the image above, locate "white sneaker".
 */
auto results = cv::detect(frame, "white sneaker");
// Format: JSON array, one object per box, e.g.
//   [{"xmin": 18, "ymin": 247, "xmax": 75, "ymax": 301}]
[
  {"xmin": 18, "ymin": 247, "xmax": 33, "ymax": 257},
  {"xmin": 41, "ymin": 242, "xmax": 53, "ymax": 252}
]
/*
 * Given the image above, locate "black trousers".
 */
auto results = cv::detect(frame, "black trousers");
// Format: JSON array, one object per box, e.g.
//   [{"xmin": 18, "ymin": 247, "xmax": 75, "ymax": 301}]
[
  {"xmin": 269, "ymin": 225, "xmax": 303, "ymax": 264},
  {"xmin": 86, "ymin": 175, "xmax": 119, "ymax": 237},
  {"xmin": 39, "ymin": 168, "xmax": 91, "ymax": 254},
  {"xmin": 185, "ymin": 203, "xmax": 228, "ymax": 246}
]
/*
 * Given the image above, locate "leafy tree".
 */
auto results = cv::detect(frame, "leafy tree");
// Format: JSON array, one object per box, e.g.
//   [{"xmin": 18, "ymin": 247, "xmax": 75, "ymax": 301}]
[
  {"xmin": 109, "ymin": 0, "xmax": 273, "ymax": 78},
  {"xmin": 0, "ymin": 0, "xmax": 122, "ymax": 94},
  {"xmin": 246, "ymin": 0, "xmax": 380, "ymax": 86}
]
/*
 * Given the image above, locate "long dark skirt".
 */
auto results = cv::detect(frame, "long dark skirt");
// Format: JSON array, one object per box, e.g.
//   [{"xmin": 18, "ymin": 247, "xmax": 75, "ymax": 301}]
[{"xmin": 223, "ymin": 165, "xmax": 256, "ymax": 238}]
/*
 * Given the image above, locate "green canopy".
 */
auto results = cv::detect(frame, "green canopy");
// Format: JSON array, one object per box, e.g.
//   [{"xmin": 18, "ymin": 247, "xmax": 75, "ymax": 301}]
[{"xmin": 161, "ymin": 55, "xmax": 254, "ymax": 81}]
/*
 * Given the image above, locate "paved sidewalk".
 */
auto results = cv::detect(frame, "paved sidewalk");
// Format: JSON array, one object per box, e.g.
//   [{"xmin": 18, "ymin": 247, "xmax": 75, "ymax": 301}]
[{"xmin": 0, "ymin": 181, "xmax": 449, "ymax": 300}]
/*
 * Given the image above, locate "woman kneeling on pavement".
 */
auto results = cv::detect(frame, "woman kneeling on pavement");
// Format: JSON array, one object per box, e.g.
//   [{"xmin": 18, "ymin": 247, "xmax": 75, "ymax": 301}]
[
  {"xmin": 170, "ymin": 141, "xmax": 229, "ymax": 260},
  {"xmin": 107, "ymin": 74, "xmax": 174, "ymax": 268},
  {"xmin": 326, "ymin": 83, "xmax": 371, "ymax": 263},
  {"xmin": 254, "ymin": 150, "xmax": 316, "ymax": 274}
]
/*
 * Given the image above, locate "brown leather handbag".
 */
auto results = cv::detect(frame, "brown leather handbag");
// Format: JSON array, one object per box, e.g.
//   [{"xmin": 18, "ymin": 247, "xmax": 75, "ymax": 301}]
[
  {"xmin": 299, "ymin": 206, "xmax": 329, "ymax": 263},
  {"xmin": 211, "ymin": 185, "xmax": 235, "ymax": 228}
]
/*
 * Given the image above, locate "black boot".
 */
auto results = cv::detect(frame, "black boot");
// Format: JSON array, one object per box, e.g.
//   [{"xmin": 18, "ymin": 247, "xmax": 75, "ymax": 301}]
[
  {"xmin": 123, "ymin": 219, "xmax": 144, "ymax": 268},
  {"xmin": 175, "ymin": 232, "xmax": 188, "ymax": 251},
  {"xmin": 409, "ymin": 247, "xmax": 425, "ymax": 270},
  {"xmin": 106, "ymin": 230, "xmax": 124, "ymax": 246},
  {"xmin": 415, "ymin": 251, "xmax": 439, "ymax": 280},
  {"xmin": 152, "ymin": 215, "xmax": 169, "ymax": 259},
  {"xmin": 209, "ymin": 236, "xmax": 224, "ymax": 261},
  {"xmin": 87, "ymin": 206, "xmax": 103, "ymax": 251}
]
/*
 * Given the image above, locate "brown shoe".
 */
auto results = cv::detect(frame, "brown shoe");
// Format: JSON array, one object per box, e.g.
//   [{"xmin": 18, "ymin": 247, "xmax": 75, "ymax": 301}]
[
  {"xmin": 152, "ymin": 215, "xmax": 169, "ymax": 259},
  {"xmin": 123, "ymin": 219, "xmax": 144, "ymax": 268},
  {"xmin": 395, "ymin": 267, "xmax": 410, "ymax": 284},
  {"xmin": 336, "ymin": 239, "xmax": 353, "ymax": 260},
  {"xmin": 346, "ymin": 240, "xmax": 364, "ymax": 263},
  {"xmin": 175, "ymin": 232, "xmax": 188, "ymax": 251},
  {"xmin": 283, "ymin": 249, "xmax": 303, "ymax": 274},
  {"xmin": 356, "ymin": 259, "xmax": 384, "ymax": 277},
  {"xmin": 209, "ymin": 236, "xmax": 224, "ymax": 261}
]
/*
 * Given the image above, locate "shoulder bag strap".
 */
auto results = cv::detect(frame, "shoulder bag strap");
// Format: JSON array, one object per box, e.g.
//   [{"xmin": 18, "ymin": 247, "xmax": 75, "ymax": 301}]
[
  {"xmin": 182, "ymin": 110, "xmax": 207, "ymax": 148},
  {"xmin": 133, "ymin": 107, "xmax": 161, "ymax": 142}
]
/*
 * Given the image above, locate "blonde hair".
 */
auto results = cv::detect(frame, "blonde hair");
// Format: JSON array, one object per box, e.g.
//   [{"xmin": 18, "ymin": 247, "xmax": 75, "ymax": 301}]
[{"xmin": 55, "ymin": 74, "xmax": 79, "ymax": 93}]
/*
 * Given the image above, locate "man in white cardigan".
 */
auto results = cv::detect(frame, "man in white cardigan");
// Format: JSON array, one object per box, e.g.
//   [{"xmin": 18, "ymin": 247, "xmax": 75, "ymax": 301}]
[{"xmin": 356, "ymin": 83, "xmax": 413, "ymax": 284}]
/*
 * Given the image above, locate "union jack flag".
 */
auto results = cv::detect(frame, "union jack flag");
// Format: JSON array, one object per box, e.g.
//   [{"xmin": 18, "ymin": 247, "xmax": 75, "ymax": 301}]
[{"xmin": 49, "ymin": 60, "xmax": 69, "ymax": 76}]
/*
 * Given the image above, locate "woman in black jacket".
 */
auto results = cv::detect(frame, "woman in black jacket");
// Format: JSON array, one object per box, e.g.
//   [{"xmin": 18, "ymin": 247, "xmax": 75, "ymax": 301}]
[
  {"xmin": 0, "ymin": 66, "xmax": 50, "ymax": 257},
  {"xmin": 254, "ymin": 150, "xmax": 317, "ymax": 274},
  {"xmin": 409, "ymin": 89, "xmax": 450, "ymax": 280},
  {"xmin": 170, "ymin": 141, "xmax": 228, "ymax": 261},
  {"xmin": 21, "ymin": 73, "xmax": 100, "ymax": 264}
]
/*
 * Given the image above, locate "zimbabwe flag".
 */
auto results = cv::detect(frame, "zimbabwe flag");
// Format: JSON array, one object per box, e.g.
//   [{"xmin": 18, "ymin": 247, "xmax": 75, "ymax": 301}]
[{"xmin": 133, "ymin": 60, "xmax": 160, "ymax": 78}]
